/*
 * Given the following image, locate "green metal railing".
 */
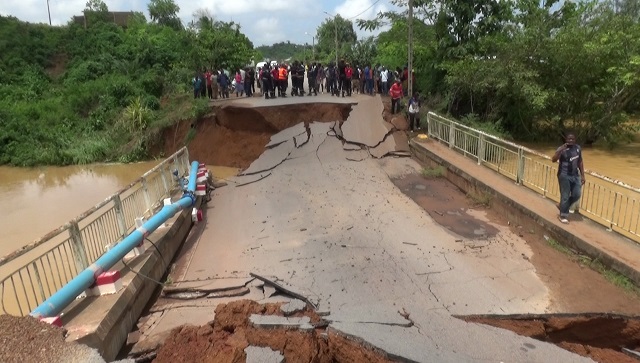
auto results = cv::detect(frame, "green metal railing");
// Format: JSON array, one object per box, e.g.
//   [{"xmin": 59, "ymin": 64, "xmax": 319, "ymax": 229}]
[
  {"xmin": 426, "ymin": 112, "xmax": 640, "ymax": 243},
  {"xmin": 0, "ymin": 148, "xmax": 190, "ymax": 316}
]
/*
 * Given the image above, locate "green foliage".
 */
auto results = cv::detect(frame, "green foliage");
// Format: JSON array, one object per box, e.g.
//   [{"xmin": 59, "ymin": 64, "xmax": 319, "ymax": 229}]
[
  {"xmin": 0, "ymin": 10, "xmax": 255, "ymax": 166},
  {"xmin": 361, "ymin": 0, "xmax": 640, "ymax": 146},
  {"xmin": 120, "ymin": 97, "xmax": 151, "ymax": 133},
  {"xmin": 256, "ymin": 41, "xmax": 307, "ymax": 62},
  {"xmin": 316, "ymin": 15, "xmax": 358, "ymax": 64},
  {"xmin": 191, "ymin": 98, "xmax": 210, "ymax": 120},
  {"xmin": 148, "ymin": 0, "xmax": 182, "ymax": 30},
  {"xmin": 421, "ymin": 165, "xmax": 446, "ymax": 178}
]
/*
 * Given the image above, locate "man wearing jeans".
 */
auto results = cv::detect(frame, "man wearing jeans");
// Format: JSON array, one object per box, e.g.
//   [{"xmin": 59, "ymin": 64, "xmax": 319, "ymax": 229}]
[{"xmin": 551, "ymin": 132, "xmax": 585, "ymax": 224}]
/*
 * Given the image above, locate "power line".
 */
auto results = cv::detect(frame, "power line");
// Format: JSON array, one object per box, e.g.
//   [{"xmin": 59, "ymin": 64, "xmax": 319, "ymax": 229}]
[{"xmin": 347, "ymin": 0, "xmax": 382, "ymax": 20}]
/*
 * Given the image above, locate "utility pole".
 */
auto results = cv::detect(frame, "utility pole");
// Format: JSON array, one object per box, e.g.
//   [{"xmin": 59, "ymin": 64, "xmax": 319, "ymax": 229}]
[
  {"xmin": 408, "ymin": 0, "xmax": 414, "ymax": 98},
  {"xmin": 46, "ymin": 0, "xmax": 52, "ymax": 25},
  {"xmin": 305, "ymin": 32, "xmax": 316, "ymax": 61},
  {"xmin": 334, "ymin": 18, "xmax": 338, "ymax": 66}
]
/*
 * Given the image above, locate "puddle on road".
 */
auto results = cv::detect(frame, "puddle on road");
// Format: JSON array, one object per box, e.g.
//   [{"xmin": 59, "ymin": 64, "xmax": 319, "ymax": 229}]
[{"xmin": 392, "ymin": 174, "xmax": 499, "ymax": 239}]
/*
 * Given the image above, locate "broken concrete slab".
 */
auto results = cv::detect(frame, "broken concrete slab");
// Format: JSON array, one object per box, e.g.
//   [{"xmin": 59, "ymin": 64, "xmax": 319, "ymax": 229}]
[
  {"xmin": 294, "ymin": 131, "xmax": 309, "ymax": 148},
  {"xmin": 392, "ymin": 131, "xmax": 410, "ymax": 152},
  {"xmin": 281, "ymin": 299, "xmax": 307, "ymax": 316},
  {"xmin": 263, "ymin": 285, "xmax": 277, "ymax": 299},
  {"xmin": 131, "ymin": 307, "xmax": 215, "ymax": 355},
  {"xmin": 369, "ymin": 135, "xmax": 397, "ymax": 159},
  {"xmin": 310, "ymin": 121, "xmax": 334, "ymax": 135},
  {"xmin": 250, "ymin": 272, "xmax": 319, "ymax": 308},
  {"xmin": 244, "ymin": 346, "xmax": 284, "ymax": 363},
  {"xmin": 266, "ymin": 122, "xmax": 306, "ymax": 148},
  {"xmin": 249, "ymin": 314, "xmax": 313, "ymax": 331},
  {"xmin": 164, "ymin": 277, "xmax": 254, "ymax": 293},
  {"xmin": 341, "ymin": 96, "xmax": 387, "ymax": 147},
  {"xmin": 241, "ymin": 140, "xmax": 294, "ymax": 176}
]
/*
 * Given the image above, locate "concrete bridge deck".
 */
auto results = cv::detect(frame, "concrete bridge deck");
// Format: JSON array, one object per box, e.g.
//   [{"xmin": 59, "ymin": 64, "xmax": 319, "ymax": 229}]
[{"xmin": 127, "ymin": 94, "xmax": 629, "ymax": 362}]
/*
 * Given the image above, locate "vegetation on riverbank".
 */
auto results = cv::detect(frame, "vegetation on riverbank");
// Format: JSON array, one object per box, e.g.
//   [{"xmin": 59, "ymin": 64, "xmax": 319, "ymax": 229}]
[
  {"xmin": 0, "ymin": 0, "xmax": 255, "ymax": 166},
  {"xmin": 2, "ymin": 0, "xmax": 639, "ymax": 167},
  {"xmin": 354, "ymin": 0, "xmax": 640, "ymax": 146}
]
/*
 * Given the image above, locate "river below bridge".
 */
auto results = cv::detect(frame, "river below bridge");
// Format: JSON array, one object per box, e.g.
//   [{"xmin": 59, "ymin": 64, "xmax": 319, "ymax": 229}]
[{"xmin": 0, "ymin": 137, "xmax": 638, "ymax": 259}]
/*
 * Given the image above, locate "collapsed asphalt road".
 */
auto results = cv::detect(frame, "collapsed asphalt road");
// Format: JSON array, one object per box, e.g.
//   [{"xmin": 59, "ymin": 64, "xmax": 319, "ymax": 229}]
[{"xmin": 127, "ymin": 95, "xmax": 596, "ymax": 362}]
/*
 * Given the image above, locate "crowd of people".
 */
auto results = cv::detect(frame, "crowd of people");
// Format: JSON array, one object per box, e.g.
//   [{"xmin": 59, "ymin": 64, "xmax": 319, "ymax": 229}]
[{"xmin": 191, "ymin": 60, "xmax": 423, "ymax": 131}]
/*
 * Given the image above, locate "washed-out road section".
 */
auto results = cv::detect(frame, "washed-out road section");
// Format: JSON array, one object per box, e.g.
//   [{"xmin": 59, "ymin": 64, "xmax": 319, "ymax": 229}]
[{"xmin": 133, "ymin": 94, "xmax": 592, "ymax": 362}]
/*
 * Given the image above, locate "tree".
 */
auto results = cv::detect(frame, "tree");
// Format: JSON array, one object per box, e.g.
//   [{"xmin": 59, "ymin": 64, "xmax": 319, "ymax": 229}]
[
  {"xmin": 85, "ymin": 0, "xmax": 107, "ymax": 12},
  {"xmin": 316, "ymin": 15, "xmax": 357, "ymax": 63},
  {"xmin": 188, "ymin": 8, "xmax": 215, "ymax": 31},
  {"xmin": 148, "ymin": 0, "xmax": 182, "ymax": 31},
  {"xmin": 348, "ymin": 37, "xmax": 377, "ymax": 68},
  {"xmin": 186, "ymin": 21, "xmax": 255, "ymax": 71}
]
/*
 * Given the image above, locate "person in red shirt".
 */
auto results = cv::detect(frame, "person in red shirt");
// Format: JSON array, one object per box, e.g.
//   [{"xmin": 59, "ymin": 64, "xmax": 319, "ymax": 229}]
[
  {"xmin": 345, "ymin": 63, "xmax": 353, "ymax": 97},
  {"xmin": 389, "ymin": 79, "xmax": 404, "ymax": 114}
]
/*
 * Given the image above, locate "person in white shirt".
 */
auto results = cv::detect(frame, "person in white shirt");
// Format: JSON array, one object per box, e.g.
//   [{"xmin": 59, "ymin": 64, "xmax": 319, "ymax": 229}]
[{"xmin": 380, "ymin": 67, "xmax": 389, "ymax": 95}]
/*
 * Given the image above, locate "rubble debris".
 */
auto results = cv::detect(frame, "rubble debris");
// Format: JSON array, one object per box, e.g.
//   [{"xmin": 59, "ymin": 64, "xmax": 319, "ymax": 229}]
[
  {"xmin": 249, "ymin": 314, "xmax": 314, "ymax": 331},
  {"xmin": 281, "ymin": 299, "xmax": 307, "ymax": 316},
  {"xmin": 153, "ymin": 300, "xmax": 393, "ymax": 363},
  {"xmin": 244, "ymin": 346, "xmax": 284, "ymax": 363},
  {"xmin": 250, "ymin": 273, "xmax": 317, "ymax": 309}
]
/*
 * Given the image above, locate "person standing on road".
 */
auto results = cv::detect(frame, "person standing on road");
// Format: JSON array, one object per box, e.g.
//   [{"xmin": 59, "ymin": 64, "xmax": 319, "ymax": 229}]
[
  {"xmin": 408, "ymin": 92, "xmax": 420, "ymax": 131},
  {"xmin": 380, "ymin": 67, "xmax": 389, "ymax": 96},
  {"xmin": 389, "ymin": 79, "xmax": 404, "ymax": 114},
  {"xmin": 244, "ymin": 67, "xmax": 253, "ymax": 97},
  {"xmin": 307, "ymin": 62, "xmax": 318, "ymax": 96},
  {"xmin": 217, "ymin": 70, "xmax": 230, "ymax": 99},
  {"xmin": 551, "ymin": 132, "xmax": 585, "ymax": 224},
  {"xmin": 344, "ymin": 63, "xmax": 353, "ymax": 97},
  {"xmin": 192, "ymin": 73, "xmax": 202, "ymax": 98}
]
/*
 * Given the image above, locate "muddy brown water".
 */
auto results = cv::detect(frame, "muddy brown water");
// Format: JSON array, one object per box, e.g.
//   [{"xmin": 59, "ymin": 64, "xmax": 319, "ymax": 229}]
[
  {"xmin": 525, "ymin": 139, "xmax": 640, "ymax": 188},
  {"xmin": 0, "ymin": 162, "xmax": 158, "ymax": 258}
]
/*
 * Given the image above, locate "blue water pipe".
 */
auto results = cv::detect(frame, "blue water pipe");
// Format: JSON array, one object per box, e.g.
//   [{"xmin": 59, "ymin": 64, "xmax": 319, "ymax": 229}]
[{"xmin": 31, "ymin": 161, "xmax": 200, "ymax": 318}]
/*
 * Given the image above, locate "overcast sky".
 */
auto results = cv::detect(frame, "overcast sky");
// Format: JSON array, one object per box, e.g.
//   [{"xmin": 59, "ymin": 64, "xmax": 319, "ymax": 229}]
[{"xmin": 0, "ymin": 0, "xmax": 397, "ymax": 45}]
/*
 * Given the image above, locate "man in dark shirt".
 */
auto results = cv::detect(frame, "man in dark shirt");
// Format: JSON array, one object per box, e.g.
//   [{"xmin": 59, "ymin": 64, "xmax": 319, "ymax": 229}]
[{"xmin": 551, "ymin": 132, "xmax": 586, "ymax": 224}]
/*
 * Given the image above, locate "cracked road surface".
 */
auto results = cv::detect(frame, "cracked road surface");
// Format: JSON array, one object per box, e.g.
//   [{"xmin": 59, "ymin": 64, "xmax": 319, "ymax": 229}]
[{"xmin": 142, "ymin": 95, "xmax": 592, "ymax": 362}]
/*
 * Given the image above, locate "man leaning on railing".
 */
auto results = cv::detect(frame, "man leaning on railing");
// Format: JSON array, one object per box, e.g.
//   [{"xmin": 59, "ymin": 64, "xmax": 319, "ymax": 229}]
[{"xmin": 552, "ymin": 132, "xmax": 585, "ymax": 224}]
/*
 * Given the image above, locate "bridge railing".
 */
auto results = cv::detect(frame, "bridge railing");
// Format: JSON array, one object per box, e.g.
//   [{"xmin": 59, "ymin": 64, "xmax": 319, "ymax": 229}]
[
  {"xmin": 426, "ymin": 112, "xmax": 640, "ymax": 243},
  {"xmin": 0, "ymin": 147, "xmax": 190, "ymax": 316}
]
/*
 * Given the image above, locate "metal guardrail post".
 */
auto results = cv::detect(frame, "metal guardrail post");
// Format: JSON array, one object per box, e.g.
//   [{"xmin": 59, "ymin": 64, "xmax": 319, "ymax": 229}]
[
  {"xmin": 608, "ymin": 194, "xmax": 619, "ymax": 231},
  {"xmin": 516, "ymin": 147, "xmax": 525, "ymax": 185},
  {"xmin": 160, "ymin": 166, "xmax": 169, "ymax": 195},
  {"xmin": 113, "ymin": 195, "xmax": 127, "ymax": 240},
  {"xmin": 141, "ymin": 177, "xmax": 152, "ymax": 214},
  {"xmin": 477, "ymin": 134, "xmax": 485, "ymax": 165},
  {"xmin": 69, "ymin": 222, "xmax": 89, "ymax": 272},
  {"xmin": 31, "ymin": 262, "xmax": 46, "ymax": 304},
  {"xmin": 172, "ymin": 154, "xmax": 179, "ymax": 175},
  {"xmin": 449, "ymin": 120, "xmax": 455, "ymax": 148},
  {"xmin": 542, "ymin": 165, "xmax": 549, "ymax": 198}
]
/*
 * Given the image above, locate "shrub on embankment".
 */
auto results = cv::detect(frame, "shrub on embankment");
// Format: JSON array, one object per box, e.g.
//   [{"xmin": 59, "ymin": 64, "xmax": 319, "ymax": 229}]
[{"xmin": 0, "ymin": 4, "xmax": 255, "ymax": 166}]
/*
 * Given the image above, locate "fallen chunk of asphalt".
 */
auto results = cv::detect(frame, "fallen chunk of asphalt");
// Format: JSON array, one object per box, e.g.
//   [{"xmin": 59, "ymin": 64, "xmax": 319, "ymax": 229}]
[
  {"xmin": 250, "ymin": 272, "xmax": 316, "ymax": 309},
  {"xmin": 244, "ymin": 346, "xmax": 284, "ymax": 363},
  {"xmin": 249, "ymin": 314, "xmax": 313, "ymax": 331},
  {"xmin": 281, "ymin": 299, "xmax": 306, "ymax": 316},
  {"xmin": 263, "ymin": 285, "xmax": 277, "ymax": 299}
]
